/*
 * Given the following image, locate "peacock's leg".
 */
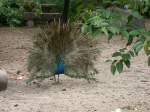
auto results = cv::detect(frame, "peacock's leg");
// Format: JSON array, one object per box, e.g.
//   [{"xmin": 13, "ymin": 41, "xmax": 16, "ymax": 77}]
[
  {"xmin": 57, "ymin": 74, "xmax": 60, "ymax": 83},
  {"xmin": 54, "ymin": 74, "xmax": 56, "ymax": 83}
]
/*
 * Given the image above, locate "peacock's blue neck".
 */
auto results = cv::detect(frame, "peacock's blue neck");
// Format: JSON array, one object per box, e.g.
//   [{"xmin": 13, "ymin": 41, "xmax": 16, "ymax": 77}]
[{"xmin": 55, "ymin": 55, "xmax": 64, "ymax": 74}]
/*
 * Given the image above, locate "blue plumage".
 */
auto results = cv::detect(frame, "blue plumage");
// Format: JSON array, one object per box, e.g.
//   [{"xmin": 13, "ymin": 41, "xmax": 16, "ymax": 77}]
[
  {"xmin": 55, "ymin": 56, "xmax": 64, "ymax": 74},
  {"xmin": 56, "ymin": 62, "xmax": 64, "ymax": 74}
]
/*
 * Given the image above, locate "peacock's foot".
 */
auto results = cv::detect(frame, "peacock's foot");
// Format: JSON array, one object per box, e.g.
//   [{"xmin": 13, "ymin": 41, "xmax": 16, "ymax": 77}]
[{"xmin": 52, "ymin": 81, "xmax": 61, "ymax": 85}]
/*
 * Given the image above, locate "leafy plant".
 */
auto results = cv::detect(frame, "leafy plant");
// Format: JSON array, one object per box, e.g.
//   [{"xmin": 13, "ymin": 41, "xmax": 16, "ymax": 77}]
[
  {"xmin": 69, "ymin": 0, "xmax": 97, "ymax": 21},
  {"xmin": 81, "ymin": 8, "xmax": 144, "ymax": 38},
  {"xmin": 117, "ymin": 0, "xmax": 150, "ymax": 17},
  {"xmin": 21, "ymin": 0, "xmax": 42, "ymax": 13},
  {"xmin": 101, "ymin": 0, "xmax": 150, "ymax": 17},
  {"xmin": 81, "ymin": 7, "xmax": 150, "ymax": 74},
  {"xmin": 0, "ymin": 0, "xmax": 44, "ymax": 26},
  {"xmin": 111, "ymin": 30, "xmax": 150, "ymax": 74},
  {"xmin": 0, "ymin": 0, "xmax": 24, "ymax": 26}
]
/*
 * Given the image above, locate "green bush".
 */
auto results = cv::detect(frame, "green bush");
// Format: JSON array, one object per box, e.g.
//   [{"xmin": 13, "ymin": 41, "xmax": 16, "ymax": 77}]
[
  {"xmin": 101, "ymin": 0, "xmax": 150, "ymax": 17},
  {"xmin": 81, "ymin": 8, "xmax": 144, "ymax": 37},
  {"xmin": 0, "ymin": 0, "xmax": 43, "ymax": 26},
  {"xmin": 81, "ymin": 8, "xmax": 150, "ymax": 74},
  {"xmin": 0, "ymin": 0, "xmax": 24, "ymax": 26},
  {"xmin": 111, "ymin": 29, "xmax": 150, "ymax": 74}
]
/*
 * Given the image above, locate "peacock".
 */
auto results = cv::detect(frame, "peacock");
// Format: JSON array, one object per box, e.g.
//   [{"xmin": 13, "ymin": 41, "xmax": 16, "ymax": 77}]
[{"xmin": 27, "ymin": 20, "xmax": 99, "ymax": 83}]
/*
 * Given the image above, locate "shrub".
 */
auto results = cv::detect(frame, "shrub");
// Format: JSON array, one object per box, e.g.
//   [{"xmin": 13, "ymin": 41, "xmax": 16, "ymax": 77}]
[
  {"xmin": 0, "ymin": 0, "xmax": 24, "ymax": 26},
  {"xmin": 81, "ymin": 8, "xmax": 144, "ymax": 37},
  {"xmin": 21, "ymin": 0, "xmax": 42, "ymax": 13},
  {"xmin": 111, "ymin": 29, "xmax": 150, "ymax": 74},
  {"xmin": 102, "ymin": 0, "xmax": 150, "ymax": 17},
  {"xmin": 0, "ymin": 0, "xmax": 43, "ymax": 26},
  {"xmin": 81, "ymin": 8, "xmax": 150, "ymax": 74}
]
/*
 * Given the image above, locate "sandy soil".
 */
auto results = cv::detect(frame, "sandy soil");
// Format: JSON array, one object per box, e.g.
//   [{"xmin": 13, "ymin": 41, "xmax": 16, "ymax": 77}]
[{"xmin": 0, "ymin": 22, "xmax": 150, "ymax": 112}]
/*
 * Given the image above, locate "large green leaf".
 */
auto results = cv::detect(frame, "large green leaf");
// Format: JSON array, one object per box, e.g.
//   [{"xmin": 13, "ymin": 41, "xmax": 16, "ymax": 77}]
[
  {"xmin": 133, "ymin": 40, "xmax": 144, "ymax": 55},
  {"xmin": 116, "ymin": 61, "xmax": 123, "ymax": 73},
  {"xmin": 122, "ymin": 53, "xmax": 131, "ymax": 60},
  {"xmin": 112, "ymin": 52, "xmax": 121, "ymax": 57},
  {"xmin": 124, "ymin": 60, "xmax": 131, "ymax": 68},
  {"xmin": 101, "ymin": 27, "xmax": 109, "ymax": 36},
  {"xmin": 109, "ymin": 27, "xmax": 120, "ymax": 34},
  {"xmin": 111, "ymin": 64, "xmax": 116, "ymax": 75},
  {"xmin": 126, "ymin": 35, "xmax": 133, "ymax": 46},
  {"xmin": 121, "ymin": 30, "xmax": 129, "ymax": 39}
]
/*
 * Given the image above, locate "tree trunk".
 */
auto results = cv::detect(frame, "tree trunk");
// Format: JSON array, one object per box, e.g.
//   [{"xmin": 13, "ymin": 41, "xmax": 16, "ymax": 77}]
[{"xmin": 62, "ymin": 0, "xmax": 70, "ymax": 23}]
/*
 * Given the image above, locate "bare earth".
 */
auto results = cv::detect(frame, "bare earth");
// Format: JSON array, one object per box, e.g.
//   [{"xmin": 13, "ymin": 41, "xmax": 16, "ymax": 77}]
[{"xmin": 0, "ymin": 21, "xmax": 150, "ymax": 112}]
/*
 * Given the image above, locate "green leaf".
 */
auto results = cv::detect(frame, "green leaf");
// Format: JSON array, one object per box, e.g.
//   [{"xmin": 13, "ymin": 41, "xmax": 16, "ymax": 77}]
[
  {"xmin": 134, "ymin": 45, "xmax": 143, "ymax": 55},
  {"xmin": 81, "ymin": 24, "xmax": 89, "ymax": 33},
  {"xmin": 111, "ymin": 64, "xmax": 116, "ymax": 75},
  {"xmin": 127, "ymin": 15, "xmax": 134, "ymax": 24},
  {"xmin": 121, "ymin": 30, "xmax": 129, "ymax": 40},
  {"xmin": 124, "ymin": 60, "xmax": 131, "ymax": 68},
  {"xmin": 112, "ymin": 52, "xmax": 121, "ymax": 57},
  {"xmin": 108, "ymin": 32, "xmax": 113, "ymax": 41},
  {"xmin": 105, "ymin": 59, "xmax": 112, "ymax": 62},
  {"xmin": 105, "ymin": 10, "xmax": 111, "ymax": 18},
  {"xmin": 116, "ymin": 61, "xmax": 123, "ymax": 73},
  {"xmin": 147, "ymin": 41, "xmax": 150, "ymax": 46},
  {"xmin": 119, "ymin": 48, "xmax": 127, "ymax": 52},
  {"xmin": 146, "ymin": 50, "xmax": 150, "ymax": 56},
  {"xmin": 101, "ymin": 27, "xmax": 109, "ymax": 36},
  {"xmin": 87, "ymin": 25, "xmax": 93, "ymax": 34},
  {"xmin": 129, "ymin": 30, "xmax": 140, "ymax": 36},
  {"xmin": 126, "ymin": 35, "xmax": 133, "ymax": 46},
  {"xmin": 131, "ymin": 11, "xmax": 143, "ymax": 19},
  {"xmin": 92, "ymin": 30, "xmax": 102, "ymax": 37},
  {"xmin": 142, "ymin": 31, "xmax": 150, "ymax": 37},
  {"xmin": 133, "ymin": 40, "xmax": 144, "ymax": 55},
  {"xmin": 122, "ymin": 53, "xmax": 131, "ymax": 60},
  {"xmin": 109, "ymin": 27, "xmax": 120, "ymax": 34},
  {"xmin": 26, "ymin": 78, "xmax": 33, "ymax": 85},
  {"xmin": 129, "ymin": 50, "xmax": 135, "ymax": 57}
]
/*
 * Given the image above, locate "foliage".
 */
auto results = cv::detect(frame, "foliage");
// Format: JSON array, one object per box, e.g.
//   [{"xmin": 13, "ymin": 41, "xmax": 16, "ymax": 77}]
[
  {"xmin": 21, "ymin": 0, "xmax": 42, "ymax": 14},
  {"xmin": 0, "ymin": 0, "xmax": 24, "ymax": 26},
  {"xmin": 69, "ymin": 0, "xmax": 97, "ymax": 21},
  {"xmin": 31, "ymin": 0, "xmax": 64, "ymax": 12},
  {"xmin": 111, "ymin": 29, "xmax": 150, "ymax": 74},
  {"xmin": 102, "ymin": 0, "xmax": 150, "ymax": 17},
  {"xmin": 36, "ymin": 0, "xmax": 97, "ymax": 21},
  {"xmin": 81, "ymin": 8, "xmax": 150, "ymax": 74},
  {"xmin": 81, "ymin": 8, "xmax": 144, "ymax": 37},
  {"xmin": 81, "ymin": 9, "xmax": 122, "ymax": 37},
  {"xmin": 0, "ymin": 0, "xmax": 43, "ymax": 26},
  {"xmin": 117, "ymin": 0, "xmax": 150, "ymax": 17},
  {"xmin": 27, "ymin": 21, "xmax": 99, "ymax": 84}
]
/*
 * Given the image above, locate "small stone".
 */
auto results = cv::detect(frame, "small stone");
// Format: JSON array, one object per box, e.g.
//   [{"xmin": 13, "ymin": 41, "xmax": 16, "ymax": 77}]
[
  {"xmin": 16, "ymin": 70, "xmax": 21, "ymax": 75},
  {"xmin": 14, "ymin": 104, "xmax": 19, "ymax": 107},
  {"xmin": 62, "ymin": 88, "xmax": 66, "ymax": 91},
  {"xmin": 140, "ymin": 80, "xmax": 148, "ymax": 82},
  {"xmin": 0, "ymin": 69, "xmax": 8, "ymax": 91},
  {"xmin": 102, "ymin": 101, "xmax": 106, "ymax": 103}
]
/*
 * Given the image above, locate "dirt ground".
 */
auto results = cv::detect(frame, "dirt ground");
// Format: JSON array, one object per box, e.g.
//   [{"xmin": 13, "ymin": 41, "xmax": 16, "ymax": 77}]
[{"xmin": 0, "ymin": 21, "xmax": 150, "ymax": 112}]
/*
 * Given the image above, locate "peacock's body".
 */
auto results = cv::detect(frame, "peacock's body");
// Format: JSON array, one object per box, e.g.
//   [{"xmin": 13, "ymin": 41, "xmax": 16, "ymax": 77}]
[
  {"xmin": 27, "ymin": 21, "xmax": 99, "ymax": 83},
  {"xmin": 55, "ymin": 56, "xmax": 64, "ymax": 74}
]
